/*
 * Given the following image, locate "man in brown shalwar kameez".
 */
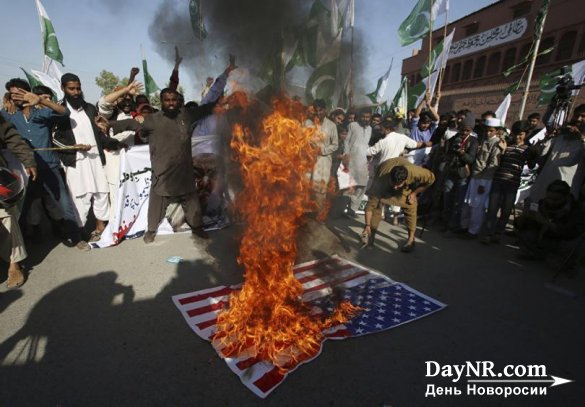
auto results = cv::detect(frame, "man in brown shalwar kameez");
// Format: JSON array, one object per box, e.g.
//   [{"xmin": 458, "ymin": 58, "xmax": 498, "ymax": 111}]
[{"xmin": 140, "ymin": 62, "xmax": 235, "ymax": 243}]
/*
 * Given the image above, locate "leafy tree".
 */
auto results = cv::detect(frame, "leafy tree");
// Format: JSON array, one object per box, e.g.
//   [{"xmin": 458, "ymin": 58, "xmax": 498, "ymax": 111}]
[{"xmin": 94, "ymin": 70, "xmax": 127, "ymax": 96}]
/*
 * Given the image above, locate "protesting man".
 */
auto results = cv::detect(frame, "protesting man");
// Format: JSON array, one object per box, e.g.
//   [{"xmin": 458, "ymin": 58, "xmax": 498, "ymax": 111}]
[
  {"xmin": 3, "ymin": 78, "xmax": 89, "ymax": 250},
  {"xmin": 361, "ymin": 157, "xmax": 435, "ymax": 252},
  {"xmin": 343, "ymin": 109, "xmax": 372, "ymax": 217},
  {"xmin": 141, "ymin": 61, "xmax": 236, "ymax": 243},
  {"xmin": 305, "ymin": 99, "xmax": 338, "ymax": 214},
  {"xmin": 0, "ymin": 115, "xmax": 37, "ymax": 288},
  {"xmin": 53, "ymin": 73, "xmax": 125, "ymax": 242}
]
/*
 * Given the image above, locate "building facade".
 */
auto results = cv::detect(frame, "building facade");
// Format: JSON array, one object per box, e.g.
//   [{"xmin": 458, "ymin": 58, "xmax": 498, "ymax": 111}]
[{"xmin": 401, "ymin": 0, "xmax": 585, "ymax": 126}]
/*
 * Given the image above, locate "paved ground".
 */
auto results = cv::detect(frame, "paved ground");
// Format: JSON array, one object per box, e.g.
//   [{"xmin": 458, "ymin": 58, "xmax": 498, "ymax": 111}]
[{"xmin": 1, "ymin": 215, "xmax": 583, "ymax": 407}]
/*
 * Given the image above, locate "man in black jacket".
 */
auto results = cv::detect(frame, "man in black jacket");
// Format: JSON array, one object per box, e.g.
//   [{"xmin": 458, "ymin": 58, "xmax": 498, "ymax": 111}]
[
  {"xmin": 0, "ymin": 115, "xmax": 37, "ymax": 287},
  {"xmin": 53, "ymin": 73, "xmax": 124, "ymax": 242}
]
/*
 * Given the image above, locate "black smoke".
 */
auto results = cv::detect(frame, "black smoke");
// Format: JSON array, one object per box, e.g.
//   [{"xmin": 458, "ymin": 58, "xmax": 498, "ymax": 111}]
[{"xmin": 148, "ymin": 0, "xmax": 308, "ymax": 92}]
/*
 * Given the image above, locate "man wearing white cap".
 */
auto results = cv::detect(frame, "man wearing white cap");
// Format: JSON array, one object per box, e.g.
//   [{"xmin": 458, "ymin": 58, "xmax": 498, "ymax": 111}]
[{"xmin": 461, "ymin": 117, "xmax": 503, "ymax": 237}]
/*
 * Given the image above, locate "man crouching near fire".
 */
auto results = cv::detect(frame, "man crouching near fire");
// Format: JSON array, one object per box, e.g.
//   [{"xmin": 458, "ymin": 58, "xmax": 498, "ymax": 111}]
[{"xmin": 361, "ymin": 157, "xmax": 435, "ymax": 252}]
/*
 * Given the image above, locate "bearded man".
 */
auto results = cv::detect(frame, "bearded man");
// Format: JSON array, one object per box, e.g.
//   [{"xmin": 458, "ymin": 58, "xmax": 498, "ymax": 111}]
[
  {"xmin": 141, "ymin": 62, "xmax": 236, "ymax": 243},
  {"xmin": 2, "ymin": 78, "xmax": 89, "ymax": 250},
  {"xmin": 53, "ymin": 73, "xmax": 124, "ymax": 242}
]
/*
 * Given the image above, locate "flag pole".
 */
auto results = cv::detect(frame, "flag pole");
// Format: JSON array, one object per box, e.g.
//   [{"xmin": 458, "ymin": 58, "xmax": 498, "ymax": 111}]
[
  {"xmin": 348, "ymin": 23, "xmax": 355, "ymax": 108},
  {"xmin": 436, "ymin": 8, "xmax": 449, "ymax": 98},
  {"xmin": 518, "ymin": 0, "xmax": 549, "ymax": 120},
  {"xmin": 427, "ymin": 0, "xmax": 433, "ymax": 95}
]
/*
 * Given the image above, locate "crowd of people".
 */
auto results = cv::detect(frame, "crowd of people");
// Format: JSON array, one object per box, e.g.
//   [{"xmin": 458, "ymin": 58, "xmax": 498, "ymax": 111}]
[
  {"xmin": 1, "ymin": 56, "xmax": 584, "ymax": 290},
  {"xmin": 320, "ymin": 95, "xmax": 585, "ymax": 268}
]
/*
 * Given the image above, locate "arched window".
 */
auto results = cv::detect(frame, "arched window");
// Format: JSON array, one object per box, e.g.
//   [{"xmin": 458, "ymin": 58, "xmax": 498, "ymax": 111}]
[
  {"xmin": 461, "ymin": 59, "xmax": 473, "ymax": 81},
  {"xmin": 486, "ymin": 52, "xmax": 502, "ymax": 75},
  {"xmin": 519, "ymin": 43, "xmax": 531, "ymax": 63},
  {"xmin": 443, "ymin": 65, "xmax": 451, "ymax": 84},
  {"xmin": 502, "ymin": 48, "xmax": 516, "ymax": 71},
  {"xmin": 451, "ymin": 63, "xmax": 461, "ymax": 82},
  {"xmin": 556, "ymin": 31, "xmax": 577, "ymax": 61},
  {"xmin": 473, "ymin": 56, "xmax": 486, "ymax": 78},
  {"xmin": 536, "ymin": 37, "xmax": 555, "ymax": 65}
]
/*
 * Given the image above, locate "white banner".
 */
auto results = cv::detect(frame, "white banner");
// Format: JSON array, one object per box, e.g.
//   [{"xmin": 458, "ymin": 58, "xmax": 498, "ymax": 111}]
[
  {"xmin": 91, "ymin": 146, "xmax": 229, "ymax": 249},
  {"xmin": 91, "ymin": 146, "xmax": 171, "ymax": 248},
  {"xmin": 449, "ymin": 18, "xmax": 527, "ymax": 59}
]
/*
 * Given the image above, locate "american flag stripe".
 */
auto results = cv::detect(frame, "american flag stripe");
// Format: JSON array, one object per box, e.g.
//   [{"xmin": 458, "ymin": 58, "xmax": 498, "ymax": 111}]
[
  {"xmin": 178, "ymin": 286, "xmax": 234, "ymax": 305},
  {"xmin": 172, "ymin": 255, "xmax": 446, "ymax": 398},
  {"xmin": 253, "ymin": 367, "xmax": 285, "ymax": 393},
  {"xmin": 185, "ymin": 265, "xmax": 368, "ymax": 341}
]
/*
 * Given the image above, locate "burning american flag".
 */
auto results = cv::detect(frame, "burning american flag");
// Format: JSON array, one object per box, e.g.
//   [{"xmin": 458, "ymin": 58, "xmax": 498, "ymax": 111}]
[{"xmin": 173, "ymin": 255, "xmax": 446, "ymax": 398}]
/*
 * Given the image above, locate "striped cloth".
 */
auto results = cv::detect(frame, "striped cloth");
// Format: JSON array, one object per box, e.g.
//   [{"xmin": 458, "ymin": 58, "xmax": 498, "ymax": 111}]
[{"xmin": 172, "ymin": 255, "xmax": 446, "ymax": 398}]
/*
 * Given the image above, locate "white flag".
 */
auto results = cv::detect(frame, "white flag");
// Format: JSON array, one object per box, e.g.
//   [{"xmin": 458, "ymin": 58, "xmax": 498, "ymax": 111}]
[
  {"xmin": 31, "ymin": 68, "xmax": 64, "ymax": 100},
  {"xmin": 431, "ymin": 0, "xmax": 449, "ymax": 20},
  {"xmin": 495, "ymin": 94, "xmax": 512, "ymax": 127}
]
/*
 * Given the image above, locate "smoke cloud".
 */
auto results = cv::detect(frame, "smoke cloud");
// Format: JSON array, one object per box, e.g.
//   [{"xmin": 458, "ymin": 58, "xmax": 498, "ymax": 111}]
[
  {"xmin": 146, "ymin": 0, "xmax": 368, "ymax": 105},
  {"xmin": 147, "ymin": 0, "xmax": 307, "ymax": 95}
]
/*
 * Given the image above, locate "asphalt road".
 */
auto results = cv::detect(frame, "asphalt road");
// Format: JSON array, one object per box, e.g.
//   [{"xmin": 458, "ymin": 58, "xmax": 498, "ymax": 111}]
[{"xmin": 1, "ymin": 216, "xmax": 583, "ymax": 407}]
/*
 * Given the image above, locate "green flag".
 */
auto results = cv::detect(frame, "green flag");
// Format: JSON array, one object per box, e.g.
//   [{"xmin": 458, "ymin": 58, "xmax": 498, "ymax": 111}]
[
  {"xmin": 422, "ymin": 38, "xmax": 443, "ymax": 78},
  {"xmin": 35, "ymin": 0, "xmax": 64, "ymax": 64},
  {"xmin": 398, "ymin": 0, "xmax": 449, "ymax": 47},
  {"xmin": 538, "ymin": 69, "xmax": 559, "ymax": 106},
  {"xmin": 189, "ymin": 0, "xmax": 208, "ymax": 40},
  {"xmin": 142, "ymin": 59, "xmax": 160, "ymax": 96},
  {"xmin": 20, "ymin": 68, "xmax": 43, "ymax": 90},
  {"xmin": 503, "ymin": 0, "xmax": 550, "ymax": 77},
  {"xmin": 366, "ymin": 61, "xmax": 392, "ymax": 104},
  {"xmin": 391, "ymin": 77, "xmax": 408, "ymax": 116},
  {"xmin": 407, "ymin": 79, "xmax": 426, "ymax": 110},
  {"xmin": 305, "ymin": 59, "xmax": 338, "ymax": 107}
]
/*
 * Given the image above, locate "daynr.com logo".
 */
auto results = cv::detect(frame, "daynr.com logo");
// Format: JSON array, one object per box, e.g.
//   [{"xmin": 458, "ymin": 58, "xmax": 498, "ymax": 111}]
[{"xmin": 424, "ymin": 361, "xmax": 573, "ymax": 398}]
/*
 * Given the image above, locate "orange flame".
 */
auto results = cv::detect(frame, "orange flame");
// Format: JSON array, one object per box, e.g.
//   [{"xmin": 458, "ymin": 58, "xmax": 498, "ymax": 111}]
[{"xmin": 212, "ymin": 97, "xmax": 360, "ymax": 368}]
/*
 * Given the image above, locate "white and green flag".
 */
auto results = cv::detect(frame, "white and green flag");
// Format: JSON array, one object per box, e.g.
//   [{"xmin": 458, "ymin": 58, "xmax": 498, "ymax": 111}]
[
  {"xmin": 422, "ymin": 29, "xmax": 455, "ymax": 78},
  {"xmin": 538, "ymin": 59, "xmax": 585, "ymax": 106},
  {"xmin": 142, "ymin": 59, "xmax": 160, "ymax": 97},
  {"xmin": 35, "ymin": 0, "xmax": 64, "ymax": 65},
  {"xmin": 408, "ymin": 70, "xmax": 439, "ymax": 109},
  {"xmin": 391, "ymin": 76, "xmax": 408, "ymax": 116},
  {"xmin": 366, "ymin": 60, "xmax": 393, "ymax": 104},
  {"xmin": 398, "ymin": 0, "xmax": 448, "ymax": 46},
  {"xmin": 305, "ymin": 55, "xmax": 338, "ymax": 105},
  {"xmin": 495, "ymin": 93, "xmax": 512, "ymax": 127},
  {"xmin": 409, "ymin": 29, "xmax": 453, "ymax": 109}
]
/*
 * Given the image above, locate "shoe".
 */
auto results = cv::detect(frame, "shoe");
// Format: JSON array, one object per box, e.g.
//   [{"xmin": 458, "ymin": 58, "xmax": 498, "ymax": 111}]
[
  {"xmin": 75, "ymin": 240, "xmax": 91, "ymax": 251},
  {"xmin": 6, "ymin": 266, "xmax": 25, "ymax": 289},
  {"xmin": 143, "ymin": 231, "xmax": 156, "ymax": 244},
  {"xmin": 88, "ymin": 229, "xmax": 103, "ymax": 242},
  {"xmin": 191, "ymin": 227, "xmax": 209, "ymax": 240},
  {"xmin": 345, "ymin": 208, "xmax": 357, "ymax": 218},
  {"xmin": 458, "ymin": 232, "xmax": 477, "ymax": 240},
  {"xmin": 391, "ymin": 216, "xmax": 399, "ymax": 226},
  {"xmin": 400, "ymin": 241, "xmax": 416, "ymax": 253}
]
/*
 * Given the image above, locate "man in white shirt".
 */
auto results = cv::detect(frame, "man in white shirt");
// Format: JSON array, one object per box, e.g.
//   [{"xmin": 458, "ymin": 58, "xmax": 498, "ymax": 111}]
[
  {"xmin": 367, "ymin": 119, "xmax": 430, "ymax": 164},
  {"xmin": 53, "ymin": 73, "xmax": 124, "ymax": 242},
  {"xmin": 305, "ymin": 99, "xmax": 338, "ymax": 214},
  {"xmin": 343, "ymin": 110, "xmax": 372, "ymax": 217}
]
